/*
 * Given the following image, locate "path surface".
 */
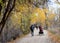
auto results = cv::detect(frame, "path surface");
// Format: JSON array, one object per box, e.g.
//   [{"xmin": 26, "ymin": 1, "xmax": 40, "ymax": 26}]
[{"xmin": 13, "ymin": 30, "xmax": 54, "ymax": 43}]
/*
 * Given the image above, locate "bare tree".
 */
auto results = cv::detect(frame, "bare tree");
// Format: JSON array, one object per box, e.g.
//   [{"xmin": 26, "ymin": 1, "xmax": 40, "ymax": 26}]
[{"xmin": 0, "ymin": 0, "xmax": 16, "ymax": 34}]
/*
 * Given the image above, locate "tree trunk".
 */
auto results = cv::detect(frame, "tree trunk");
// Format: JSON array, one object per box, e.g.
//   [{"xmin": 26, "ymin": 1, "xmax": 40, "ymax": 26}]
[{"xmin": 0, "ymin": 0, "xmax": 16, "ymax": 34}]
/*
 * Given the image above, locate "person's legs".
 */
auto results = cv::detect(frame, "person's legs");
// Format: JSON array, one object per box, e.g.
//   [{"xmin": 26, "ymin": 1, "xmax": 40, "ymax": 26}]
[
  {"xmin": 31, "ymin": 32, "xmax": 33, "ymax": 36},
  {"xmin": 39, "ymin": 31, "xmax": 40, "ymax": 35},
  {"xmin": 39, "ymin": 30, "xmax": 43, "ymax": 34},
  {"xmin": 30, "ymin": 26, "xmax": 34, "ymax": 36},
  {"xmin": 39, "ymin": 28, "xmax": 40, "ymax": 35},
  {"xmin": 31, "ymin": 30, "xmax": 34, "ymax": 36}
]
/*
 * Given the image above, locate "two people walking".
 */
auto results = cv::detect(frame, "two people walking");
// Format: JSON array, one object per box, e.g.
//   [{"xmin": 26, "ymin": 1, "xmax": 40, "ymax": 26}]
[{"xmin": 30, "ymin": 24, "xmax": 43, "ymax": 36}]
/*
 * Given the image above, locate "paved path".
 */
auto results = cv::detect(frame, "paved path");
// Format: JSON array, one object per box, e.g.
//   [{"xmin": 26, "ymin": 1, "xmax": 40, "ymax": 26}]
[{"xmin": 13, "ymin": 29, "xmax": 54, "ymax": 43}]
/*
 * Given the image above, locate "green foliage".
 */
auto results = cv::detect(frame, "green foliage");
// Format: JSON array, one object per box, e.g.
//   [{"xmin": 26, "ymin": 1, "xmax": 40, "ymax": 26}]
[
  {"xmin": 0, "ymin": 0, "xmax": 4, "ymax": 7},
  {"xmin": 50, "ymin": 31, "xmax": 56, "ymax": 34},
  {"xmin": 0, "ymin": 0, "xmax": 2, "ymax": 3}
]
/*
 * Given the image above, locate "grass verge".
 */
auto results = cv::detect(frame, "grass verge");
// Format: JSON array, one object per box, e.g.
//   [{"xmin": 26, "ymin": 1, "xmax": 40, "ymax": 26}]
[{"xmin": 48, "ymin": 31, "xmax": 60, "ymax": 43}]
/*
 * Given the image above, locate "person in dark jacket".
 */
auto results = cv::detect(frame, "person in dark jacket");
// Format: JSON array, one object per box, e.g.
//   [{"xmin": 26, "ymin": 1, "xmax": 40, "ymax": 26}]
[
  {"xmin": 30, "ymin": 24, "xmax": 35, "ymax": 36},
  {"xmin": 39, "ymin": 25, "xmax": 43, "ymax": 34}
]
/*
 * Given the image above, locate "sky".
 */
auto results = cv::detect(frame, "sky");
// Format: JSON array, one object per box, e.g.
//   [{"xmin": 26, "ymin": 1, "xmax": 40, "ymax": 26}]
[{"xmin": 48, "ymin": 0, "xmax": 60, "ymax": 14}]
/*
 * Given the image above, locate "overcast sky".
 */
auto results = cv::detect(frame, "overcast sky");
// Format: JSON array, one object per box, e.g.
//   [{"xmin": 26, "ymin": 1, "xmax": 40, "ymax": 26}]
[{"xmin": 48, "ymin": 0, "xmax": 60, "ymax": 14}]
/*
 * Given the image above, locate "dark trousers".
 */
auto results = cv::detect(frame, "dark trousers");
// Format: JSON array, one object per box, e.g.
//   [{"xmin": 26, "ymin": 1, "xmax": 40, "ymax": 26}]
[
  {"xmin": 30, "ymin": 29, "xmax": 34, "ymax": 36},
  {"xmin": 39, "ymin": 30, "xmax": 43, "ymax": 34}
]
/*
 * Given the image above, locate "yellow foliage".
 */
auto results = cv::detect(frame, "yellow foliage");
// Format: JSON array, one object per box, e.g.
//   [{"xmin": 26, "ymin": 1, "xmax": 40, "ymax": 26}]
[
  {"xmin": 11, "ymin": 12, "xmax": 22, "ymax": 26},
  {"xmin": 48, "ymin": 14, "xmax": 56, "ymax": 21},
  {"xmin": 31, "ymin": 8, "xmax": 46, "ymax": 25},
  {"xmin": 31, "ymin": 13, "xmax": 38, "ymax": 24},
  {"xmin": 43, "ymin": 8, "xmax": 49, "ymax": 13},
  {"xmin": 30, "ymin": 7, "xmax": 56, "ymax": 27}
]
